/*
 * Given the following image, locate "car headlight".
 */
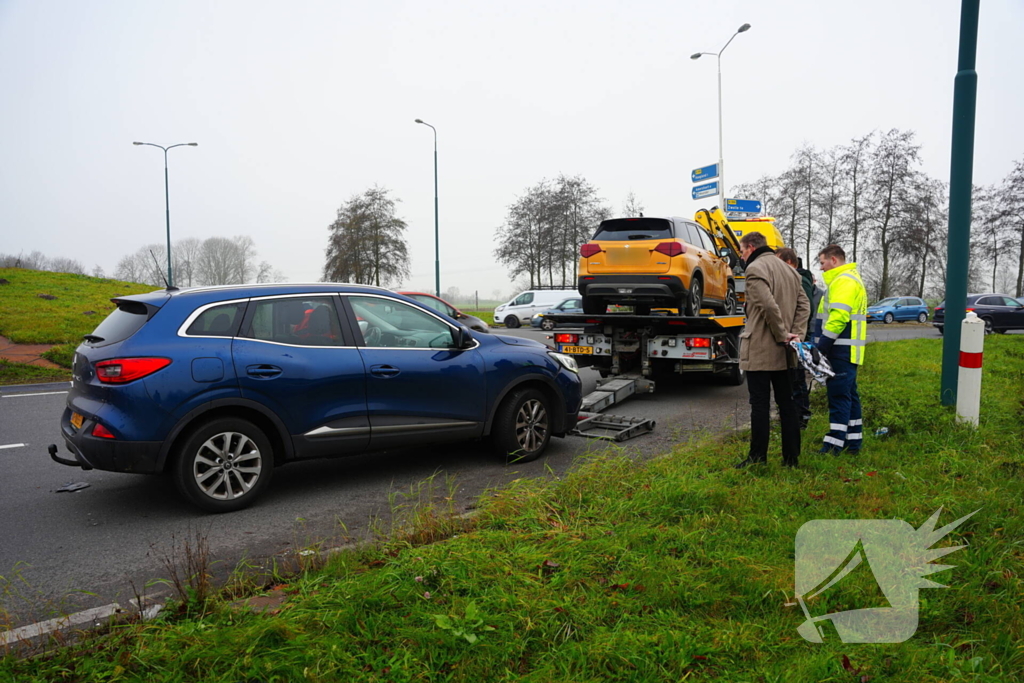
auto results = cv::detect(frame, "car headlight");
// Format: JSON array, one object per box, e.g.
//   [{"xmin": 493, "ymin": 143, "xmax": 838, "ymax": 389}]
[{"xmin": 548, "ymin": 352, "xmax": 578, "ymax": 374}]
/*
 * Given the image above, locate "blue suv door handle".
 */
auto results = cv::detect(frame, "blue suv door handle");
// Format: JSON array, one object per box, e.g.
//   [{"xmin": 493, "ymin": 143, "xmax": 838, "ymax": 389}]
[
  {"xmin": 370, "ymin": 364, "xmax": 401, "ymax": 378},
  {"xmin": 246, "ymin": 364, "xmax": 283, "ymax": 379}
]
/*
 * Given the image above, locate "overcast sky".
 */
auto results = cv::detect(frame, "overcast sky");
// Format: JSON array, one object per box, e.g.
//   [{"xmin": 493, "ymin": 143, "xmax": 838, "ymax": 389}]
[{"xmin": 2, "ymin": 0, "xmax": 1022, "ymax": 301}]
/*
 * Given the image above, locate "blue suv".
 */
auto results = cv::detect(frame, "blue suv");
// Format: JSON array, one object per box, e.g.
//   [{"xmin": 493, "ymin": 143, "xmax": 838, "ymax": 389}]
[{"xmin": 50, "ymin": 284, "xmax": 582, "ymax": 512}]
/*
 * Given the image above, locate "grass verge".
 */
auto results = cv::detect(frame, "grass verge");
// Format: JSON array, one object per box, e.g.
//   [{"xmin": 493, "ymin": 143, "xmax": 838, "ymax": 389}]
[
  {"xmin": 0, "ymin": 268, "xmax": 155, "ymax": 349},
  {"xmin": 0, "ymin": 359, "xmax": 70, "ymax": 385},
  {"xmin": 2, "ymin": 337, "xmax": 1022, "ymax": 681}
]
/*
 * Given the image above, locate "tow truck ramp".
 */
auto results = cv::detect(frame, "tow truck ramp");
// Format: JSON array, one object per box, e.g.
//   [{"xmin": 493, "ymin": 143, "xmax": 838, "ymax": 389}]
[{"xmin": 571, "ymin": 376, "xmax": 656, "ymax": 442}]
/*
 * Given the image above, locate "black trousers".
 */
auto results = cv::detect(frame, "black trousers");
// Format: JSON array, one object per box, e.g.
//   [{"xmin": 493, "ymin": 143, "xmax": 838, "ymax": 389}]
[
  {"xmin": 747, "ymin": 369, "xmax": 801, "ymax": 464},
  {"xmin": 791, "ymin": 366, "xmax": 811, "ymax": 420}
]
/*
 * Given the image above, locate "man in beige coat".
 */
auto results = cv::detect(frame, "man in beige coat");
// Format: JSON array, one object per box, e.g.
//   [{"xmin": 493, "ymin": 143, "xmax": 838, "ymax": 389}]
[{"xmin": 735, "ymin": 232, "xmax": 811, "ymax": 468}]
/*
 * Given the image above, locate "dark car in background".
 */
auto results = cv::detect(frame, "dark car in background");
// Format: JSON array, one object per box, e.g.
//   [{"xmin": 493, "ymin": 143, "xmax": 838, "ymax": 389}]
[
  {"xmin": 51, "ymin": 284, "xmax": 581, "ymax": 512},
  {"xmin": 866, "ymin": 296, "xmax": 929, "ymax": 324},
  {"xmin": 398, "ymin": 291, "xmax": 490, "ymax": 333},
  {"xmin": 933, "ymin": 293, "xmax": 1024, "ymax": 334},
  {"xmin": 530, "ymin": 297, "xmax": 584, "ymax": 331}
]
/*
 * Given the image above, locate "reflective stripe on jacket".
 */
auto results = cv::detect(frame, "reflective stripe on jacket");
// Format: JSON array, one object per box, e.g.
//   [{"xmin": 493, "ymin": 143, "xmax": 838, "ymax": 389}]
[{"xmin": 813, "ymin": 262, "xmax": 868, "ymax": 365}]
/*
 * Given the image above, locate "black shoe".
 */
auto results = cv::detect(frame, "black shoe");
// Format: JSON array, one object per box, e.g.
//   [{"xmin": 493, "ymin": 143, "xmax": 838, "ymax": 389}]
[
  {"xmin": 818, "ymin": 447, "xmax": 842, "ymax": 457},
  {"xmin": 783, "ymin": 460, "xmax": 799, "ymax": 468},
  {"xmin": 734, "ymin": 457, "xmax": 767, "ymax": 469}
]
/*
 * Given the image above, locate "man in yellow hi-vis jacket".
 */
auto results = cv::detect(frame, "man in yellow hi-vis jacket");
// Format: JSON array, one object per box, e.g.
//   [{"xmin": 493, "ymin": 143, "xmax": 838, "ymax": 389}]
[{"xmin": 813, "ymin": 244, "xmax": 868, "ymax": 455}]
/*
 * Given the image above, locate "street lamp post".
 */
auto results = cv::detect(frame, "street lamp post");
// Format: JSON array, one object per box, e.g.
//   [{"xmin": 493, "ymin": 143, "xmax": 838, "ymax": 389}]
[
  {"xmin": 132, "ymin": 141, "xmax": 198, "ymax": 288},
  {"xmin": 691, "ymin": 23, "xmax": 751, "ymax": 203},
  {"xmin": 414, "ymin": 119, "xmax": 440, "ymax": 297}
]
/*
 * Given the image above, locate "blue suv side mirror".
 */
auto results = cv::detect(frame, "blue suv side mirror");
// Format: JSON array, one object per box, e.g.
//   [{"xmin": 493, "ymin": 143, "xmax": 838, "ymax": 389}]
[{"xmin": 453, "ymin": 325, "xmax": 475, "ymax": 349}]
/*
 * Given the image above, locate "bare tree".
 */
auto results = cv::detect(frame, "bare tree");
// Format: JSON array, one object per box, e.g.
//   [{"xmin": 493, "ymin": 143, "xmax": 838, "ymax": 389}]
[
  {"xmin": 322, "ymin": 186, "xmax": 411, "ymax": 287},
  {"xmin": 113, "ymin": 251, "xmax": 149, "ymax": 284},
  {"xmin": 46, "ymin": 257, "xmax": 86, "ymax": 275},
  {"xmin": 868, "ymin": 129, "xmax": 921, "ymax": 298},
  {"xmin": 816, "ymin": 146, "xmax": 846, "ymax": 248},
  {"xmin": 175, "ymin": 236, "xmax": 203, "ymax": 288},
  {"xmin": 195, "ymin": 237, "xmax": 239, "ymax": 286},
  {"xmin": 493, "ymin": 176, "xmax": 609, "ymax": 288},
  {"xmin": 621, "ymin": 191, "xmax": 644, "ymax": 217},
  {"xmin": 233, "ymin": 235, "xmax": 259, "ymax": 284},
  {"xmin": 841, "ymin": 132, "xmax": 875, "ymax": 263},
  {"xmin": 996, "ymin": 157, "xmax": 1024, "ymax": 297}
]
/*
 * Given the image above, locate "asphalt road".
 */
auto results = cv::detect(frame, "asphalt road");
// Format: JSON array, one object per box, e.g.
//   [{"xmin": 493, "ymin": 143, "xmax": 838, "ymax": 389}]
[{"xmin": 0, "ymin": 322, "xmax": 944, "ymax": 629}]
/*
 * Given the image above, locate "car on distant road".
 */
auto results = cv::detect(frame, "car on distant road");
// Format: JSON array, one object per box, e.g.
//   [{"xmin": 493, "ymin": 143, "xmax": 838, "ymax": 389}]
[
  {"xmin": 866, "ymin": 296, "xmax": 930, "ymax": 324},
  {"xmin": 51, "ymin": 284, "xmax": 582, "ymax": 512},
  {"xmin": 531, "ymin": 297, "xmax": 583, "ymax": 330},
  {"xmin": 494, "ymin": 288, "xmax": 579, "ymax": 328},
  {"xmin": 933, "ymin": 293, "xmax": 1024, "ymax": 334},
  {"xmin": 398, "ymin": 291, "xmax": 490, "ymax": 333}
]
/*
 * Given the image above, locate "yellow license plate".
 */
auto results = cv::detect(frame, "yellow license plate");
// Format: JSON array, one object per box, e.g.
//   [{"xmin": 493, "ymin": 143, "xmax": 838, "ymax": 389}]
[
  {"xmin": 562, "ymin": 345, "xmax": 593, "ymax": 355},
  {"xmin": 70, "ymin": 412, "xmax": 84, "ymax": 430}
]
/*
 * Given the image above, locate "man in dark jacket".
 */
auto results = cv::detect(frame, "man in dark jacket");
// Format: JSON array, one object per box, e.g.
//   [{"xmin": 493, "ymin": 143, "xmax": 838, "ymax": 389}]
[
  {"xmin": 777, "ymin": 248, "xmax": 814, "ymax": 427},
  {"xmin": 736, "ymin": 234, "xmax": 811, "ymax": 468}
]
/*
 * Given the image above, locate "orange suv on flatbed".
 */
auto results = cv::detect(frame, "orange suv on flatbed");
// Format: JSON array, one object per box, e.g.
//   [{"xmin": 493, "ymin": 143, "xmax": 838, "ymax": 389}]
[{"xmin": 577, "ymin": 216, "xmax": 736, "ymax": 316}]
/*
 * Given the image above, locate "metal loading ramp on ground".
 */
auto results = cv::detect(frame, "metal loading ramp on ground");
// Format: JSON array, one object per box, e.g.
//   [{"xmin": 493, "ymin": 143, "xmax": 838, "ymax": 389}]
[{"xmin": 571, "ymin": 376, "xmax": 656, "ymax": 442}]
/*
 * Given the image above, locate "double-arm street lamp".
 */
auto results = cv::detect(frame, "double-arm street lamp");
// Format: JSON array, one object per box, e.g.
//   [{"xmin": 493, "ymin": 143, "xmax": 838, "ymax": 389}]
[
  {"xmin": 414, "ymin": 119, "xmax": 440, "ymax": 297},
  {"xmin": 691, "ymin": 22, "xmax": 751, "ymax": 203},
  {"xmin": 132, "ymin": 141, "xmax": 198, "ymax": 288}
]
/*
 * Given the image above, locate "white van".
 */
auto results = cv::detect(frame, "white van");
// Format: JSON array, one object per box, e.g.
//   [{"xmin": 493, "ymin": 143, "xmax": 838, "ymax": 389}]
[{"xmin": 494, "ymin": 288, "xmax": 580, "ymax": 328}]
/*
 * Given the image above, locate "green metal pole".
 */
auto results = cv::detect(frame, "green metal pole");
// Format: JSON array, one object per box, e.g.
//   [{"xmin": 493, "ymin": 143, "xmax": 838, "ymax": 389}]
[
  {"xmin": 434, "ymin": 141, "xmax": 440, "ymax": 298},
  {"xmin": 163, "ymin": 148, "xmax": 174, "ymax": 288},
  {"xmin": 940, "ymin": 0, "xmax": 979, "ymax": 406}
]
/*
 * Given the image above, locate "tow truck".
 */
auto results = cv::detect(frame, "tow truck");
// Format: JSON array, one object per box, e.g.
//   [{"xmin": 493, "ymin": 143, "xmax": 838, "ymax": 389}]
[{"xmin": 551, "ymin": 207, "xmax": 784, "ymax": 442}]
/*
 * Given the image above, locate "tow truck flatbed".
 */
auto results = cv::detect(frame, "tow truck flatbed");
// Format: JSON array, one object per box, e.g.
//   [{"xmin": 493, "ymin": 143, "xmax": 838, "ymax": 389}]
[
  {"xmin": 545, "ymin": 311, "xmax": 747, "ymax": 442},
  {"xmin": 546, "ymin": 311, "xmax": 746, "ymax": 384}
]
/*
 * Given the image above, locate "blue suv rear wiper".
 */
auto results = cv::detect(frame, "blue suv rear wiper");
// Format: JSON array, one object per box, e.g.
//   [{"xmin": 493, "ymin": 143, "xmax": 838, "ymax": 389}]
[{"xmin": 83, "ymin": 334, "xmax": 105, "ymax": 343}]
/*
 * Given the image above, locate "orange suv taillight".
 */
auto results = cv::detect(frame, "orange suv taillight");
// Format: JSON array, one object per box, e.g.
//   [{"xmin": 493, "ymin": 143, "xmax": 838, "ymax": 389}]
[
  {"xmin": 95, "ymin": 358, "xmax": 172, "ymax": 384},
  {"xmin": 580, "ymin": 243, "xmax": 603, "ymax": 258},
  {"xmin": 654, "ymin": 242, "xmax": 685, "ymax": 257}
]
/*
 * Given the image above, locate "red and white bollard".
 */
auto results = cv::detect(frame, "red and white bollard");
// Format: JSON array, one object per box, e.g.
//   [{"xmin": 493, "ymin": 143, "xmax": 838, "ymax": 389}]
[{"xmin": 956, "ymin": 311, "xmax": 985, "ymax": 427}]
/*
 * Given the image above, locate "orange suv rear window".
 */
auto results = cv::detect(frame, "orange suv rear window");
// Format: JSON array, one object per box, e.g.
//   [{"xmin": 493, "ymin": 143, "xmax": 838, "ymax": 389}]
[{"xmin": 593, "ymin": 218, "xmax": 673, "ymax": 241}]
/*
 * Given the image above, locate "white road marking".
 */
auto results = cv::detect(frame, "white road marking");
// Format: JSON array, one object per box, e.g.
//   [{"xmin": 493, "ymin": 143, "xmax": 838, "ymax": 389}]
[
  {"xmin": 1, "ymin": 391, "xmax": 68, "ymax": 398},
  {"xmin": 0, "ymin": 603, "xmax": 123, "ymax": 646},
  {"xmin": 0, "ymin": 443, "xmax": 26, "ymax": 450}
]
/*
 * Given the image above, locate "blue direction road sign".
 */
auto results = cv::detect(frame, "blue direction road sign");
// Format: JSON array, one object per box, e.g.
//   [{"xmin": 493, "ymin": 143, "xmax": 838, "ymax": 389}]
[
  {"xmin": 725, "ymin": 198, "xmax": 762, "ymax": 214},
  {"xmin": 692, "ymin": 181, "xmax": 720, "ymax": 200},
  {"xmin": 691, "ymin": 164, "xmax": 720, "ymax": 183}
]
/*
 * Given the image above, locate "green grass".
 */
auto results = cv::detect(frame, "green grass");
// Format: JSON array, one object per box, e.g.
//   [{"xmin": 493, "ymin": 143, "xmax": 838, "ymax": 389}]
[
  {"xmin": 2, "ymin": 338, "xmax": 1022, "ymax": 682},
  {"xmin": 0, "ymin": 359, "xmax": 70, "ymax": 385},
  {"xmin": 0, "ymin": 268, "xmax": 155, "ymax": 350},
  {"xmin": 462, "ymin": 310, "xmax": 494, "ymax": 324}
]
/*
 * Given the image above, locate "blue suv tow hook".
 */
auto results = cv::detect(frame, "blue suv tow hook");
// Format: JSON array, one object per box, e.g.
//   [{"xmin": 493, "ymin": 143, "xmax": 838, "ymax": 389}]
[{"xmin": 49, "ymin": 443, "xmax": 88, "ymax": 469}]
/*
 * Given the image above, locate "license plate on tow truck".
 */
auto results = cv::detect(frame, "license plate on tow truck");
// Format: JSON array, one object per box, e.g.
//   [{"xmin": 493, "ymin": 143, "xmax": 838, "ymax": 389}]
[
  {"xmin": 70, "ymin": 412, "xmax": 84, "ymax": 430},
  {"xmin": 561, "ymin": 345, "xmax": 593, "ymax": 355}
]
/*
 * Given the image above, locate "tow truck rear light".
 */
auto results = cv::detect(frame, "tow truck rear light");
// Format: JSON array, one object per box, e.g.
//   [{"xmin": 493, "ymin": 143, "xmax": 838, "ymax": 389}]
[
  {"xmin": 580, "ymin": 243, "xmax": 603, "ymax": 258},
  {"xmin": 92, "ymin": 423, "xmax": 116, "ymax": 439},
  {"xmin": 654, "ymin": 242, "xmax": 685, "ymax": 257},
  {"xmin": 685, "ymin": 337, "xmax": 711, "ymax": 348},
  {"xmin": 95, "ymin": 358, "xmax": 171, "ymax": 384},
  {"xmin": 554, "ymin": 334, "xmax": 579, "ymax": 344}
]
